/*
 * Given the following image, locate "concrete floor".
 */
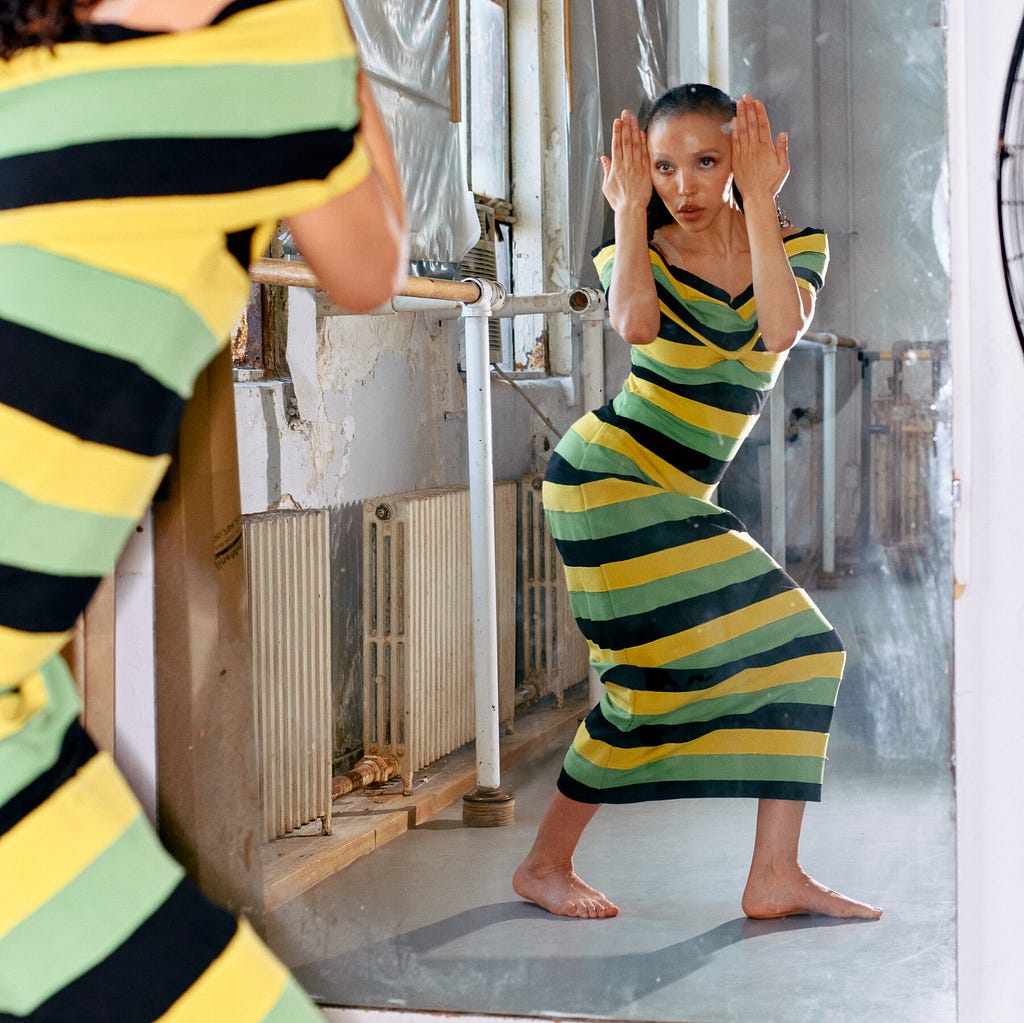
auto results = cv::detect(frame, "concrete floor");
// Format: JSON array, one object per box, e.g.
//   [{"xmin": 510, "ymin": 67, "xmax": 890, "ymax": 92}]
[
  {"xmin": 266, "ymin": 543, "xmax": 956, "ymax": 1022},
  {"xmin": 267, "ymin": 732, "xmax": 955, "ymax": 1023}
]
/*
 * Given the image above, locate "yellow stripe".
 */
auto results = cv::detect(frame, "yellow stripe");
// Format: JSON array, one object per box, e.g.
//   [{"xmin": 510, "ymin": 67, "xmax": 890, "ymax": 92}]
[
  {"xmin": 0, "ymin": 626, "xmax": 70, "ymax": 689},
  {"xmin": 623, "ymin": 374, "xmax": 753, "ymax": 439},
  {"xmin": 564, "ymin": 532, "xmax": 756, "ymax": 593},
  {"xmin": 0, "ymin": 671, "xmax": 47, "ymax": 740},
  {"xmin": 784, "ymin": 233, "xmax": 827, "ymax": 258},
  {"xmin": 587, "ymin": 590, "xmax": 810, "ymax": 667},
  {"xmin": 157, "ymin": 919, "xmax": 290, "ymax": 1023},
  {"xmin": 0, "ymin": 752, "xmax": 141, "ymax": 938},
  {"xmin": 606, "ymin": 651, "xmax": 846, "ymax": 717},
  {"xmin": 580, "ymin": 726, "xmax": 828, "ymax": 770},
  {"xmin": 570, "ymin": 414, "xmax": 714, "ymax": 498},
  {"xmin": 1, "ymin": 0, "xmax": 358, "ymax": 88},
  {"xmin": 542, "ymin": 476, "xmax": 664, "ymax": 514},
  {"xmin": 0, "ymin": 404, "xmax": 170, "ymax": 519}
]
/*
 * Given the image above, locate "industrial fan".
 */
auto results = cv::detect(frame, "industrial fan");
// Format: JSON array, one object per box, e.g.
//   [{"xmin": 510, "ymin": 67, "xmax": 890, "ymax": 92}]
[{"xmin": 998, "ymin": 11, "xmax": 1024, "ymax": 355}]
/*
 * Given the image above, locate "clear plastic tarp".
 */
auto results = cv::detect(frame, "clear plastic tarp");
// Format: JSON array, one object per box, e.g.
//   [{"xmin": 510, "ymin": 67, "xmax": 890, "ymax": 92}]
[{"xmin": 346, "ymin": 0, "xmax": 480, "ymax": 276}]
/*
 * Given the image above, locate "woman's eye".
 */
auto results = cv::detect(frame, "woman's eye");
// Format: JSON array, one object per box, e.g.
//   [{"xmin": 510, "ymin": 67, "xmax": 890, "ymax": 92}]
[
  {"xmin": 655, "ymin": 162, "xmax": 673, "ymax": 173},
  {"xmin": 700, "ymin": 156, "xmax": 717, "ymax": 168}
]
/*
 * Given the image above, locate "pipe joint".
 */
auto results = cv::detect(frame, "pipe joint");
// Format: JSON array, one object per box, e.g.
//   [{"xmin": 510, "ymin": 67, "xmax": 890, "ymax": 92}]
[
  {"xmin": 569, "ymin": 287, "xmax": 606, "ymax": 318},
  {"xmin": 461, "ymin": 277, "xmax": 507, "ymax": 316}
]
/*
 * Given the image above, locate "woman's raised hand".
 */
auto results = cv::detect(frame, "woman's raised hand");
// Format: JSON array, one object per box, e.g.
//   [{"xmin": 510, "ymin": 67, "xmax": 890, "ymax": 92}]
[
  {"xmin": 600, "ymin": 109, "xmax": 653, "ymax": 212},
  {"xmin": 731, "ymin": 94, "xmax": 790, "ymax": 202}
]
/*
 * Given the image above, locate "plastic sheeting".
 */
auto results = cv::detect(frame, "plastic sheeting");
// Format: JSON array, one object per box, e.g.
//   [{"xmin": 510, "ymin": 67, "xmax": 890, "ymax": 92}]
[
  {"xmin": 346, "ymin": 0, "xmax": 479, "ymax": 276},
  {"xmin": 571, "ymin": 0, "xmax": 668, "ymax": 284}
]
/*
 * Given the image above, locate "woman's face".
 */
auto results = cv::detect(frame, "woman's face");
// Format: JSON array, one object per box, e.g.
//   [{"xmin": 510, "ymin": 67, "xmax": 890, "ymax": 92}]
[{"xmin": 647, "ymin": 111, "xmax": 734, "ymax": 232}]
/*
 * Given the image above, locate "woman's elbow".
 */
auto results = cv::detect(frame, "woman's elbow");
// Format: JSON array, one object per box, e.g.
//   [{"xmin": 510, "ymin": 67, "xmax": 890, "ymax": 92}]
[
  {"xmin": 611, "ymin": 313, "xmax": 660, "ymax": 346},
  {"xmin": 318, "ymin": 230, "xmax": 408, "ymax": 313}
]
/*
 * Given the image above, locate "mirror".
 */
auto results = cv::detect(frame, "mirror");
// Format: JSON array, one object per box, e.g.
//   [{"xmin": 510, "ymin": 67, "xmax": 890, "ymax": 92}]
[{"xmin": 258, "ymin": 2, "xmax": 954, "ymax": 1020}]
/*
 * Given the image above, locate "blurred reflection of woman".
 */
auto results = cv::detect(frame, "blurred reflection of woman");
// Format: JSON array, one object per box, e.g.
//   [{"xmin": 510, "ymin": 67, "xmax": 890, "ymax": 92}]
[
  {"xmin": 0, "ymin": 0, "xmax": 405, "ymax": 1016},
  {"xmin": 514, "ymin": 84, "xmax": 882, "ymax": 923}
]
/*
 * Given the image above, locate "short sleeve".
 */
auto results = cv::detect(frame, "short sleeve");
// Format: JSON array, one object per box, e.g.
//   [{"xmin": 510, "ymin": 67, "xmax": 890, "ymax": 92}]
[
  {"xmin": 592, "ymin": 239, "xmax": 617, "ymax": 293},
  {"xmin": 785, "ymin": 228, "xmax": 830, "ymax": 296}
]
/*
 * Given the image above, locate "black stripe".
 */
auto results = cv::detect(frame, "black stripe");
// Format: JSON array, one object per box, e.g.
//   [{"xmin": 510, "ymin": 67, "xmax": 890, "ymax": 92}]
[
  {"xmin": 544, "ymin": 451, "xmax": 655, "ymax": 489},
  {"xmin": 0, "ymin": 318, "xmax": 185, "ymax": 457},
  {"xmin": 0, "ymin": 564, "xmax": 102, "ymax": 634},
  {"xmin": 793, "ymin": 265, "xmax": 824, "ymax": 292},
  {"xmin": 629, "ymin": 363, "xmax": 766, "ymax": 417},
  {"xmin": 601, "ymin": 627, "xmax": 845, "ymax": 694},
  {"xmin": 557, "ymin": 770, "xmax": 822, "ymax": 804},
  {"xmin": 0, "ymin": 722, "xmax": 97, "ymax": 840},
  {"xmin": 655, "ymin": 284, "xmax": 760, "ymax": 351},
  {"xmin": 29, "ymin": 879, "xmax": 238, "ymax": 1023},
  {"xmin": 583, "ymin": 701, "xmax": 836, "ymax": 750},
  {"xmin": 551, "ymin": 510, "xmax": 740, "ymax": 569},
  {"xmin": 575, "ymin": 568, "xmax": 799, "ymax": 650},
  {"xmin": 225, "ymin": 227, "xmax": 257, "ymax": 272},
  {"xmin": 0, "ymin": 129, "xmax": 355, "ymax": 212},
  {"xmin": 592, "ymin": 404, "xmax": 728, "ymax": 485}
]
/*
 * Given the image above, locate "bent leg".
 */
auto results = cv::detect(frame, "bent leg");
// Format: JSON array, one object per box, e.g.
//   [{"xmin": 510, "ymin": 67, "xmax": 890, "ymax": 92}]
[
  {"xmin": 741, "ymin": 798, "xmax": 882, "ymax": 920},
  {"xmin": 512, "ymin": 790, "xmax": 618, "ymax": 918}
]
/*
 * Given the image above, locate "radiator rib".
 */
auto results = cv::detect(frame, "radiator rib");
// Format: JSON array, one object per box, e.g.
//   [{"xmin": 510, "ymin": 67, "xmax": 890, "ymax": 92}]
[
  {"xmin": 244, "ymin": 510, "xmax": 332, "ymax": 842},
  {"xmin": 363, "ymin": 483, "xmax": 516, "ymax": 794}
]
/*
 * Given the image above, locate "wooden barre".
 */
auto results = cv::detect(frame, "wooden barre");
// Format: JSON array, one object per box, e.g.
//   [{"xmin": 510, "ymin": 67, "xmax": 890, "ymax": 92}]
[{"xmin": 250, "ymin": 257, "xmax": 483, "ymax": 304}]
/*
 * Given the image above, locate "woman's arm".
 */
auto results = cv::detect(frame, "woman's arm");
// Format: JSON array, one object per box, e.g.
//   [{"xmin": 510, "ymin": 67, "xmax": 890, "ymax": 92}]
[
  {"xmin": 285, "ymin": 70, "xmax": 408, "ymax": 313},
  {"xmin": 731, "ymin": 94, "xmax": 813, "ymax": 353},
  {"xmin": 601, "ymin": 110, "xmax": 661, "ymax": 346}
]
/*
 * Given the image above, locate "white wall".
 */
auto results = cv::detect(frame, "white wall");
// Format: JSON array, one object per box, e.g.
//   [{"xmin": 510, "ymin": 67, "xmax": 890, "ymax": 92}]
[{"xmin": 949, "ymin": 1, "xmax": 1024, "ymax": 1020}]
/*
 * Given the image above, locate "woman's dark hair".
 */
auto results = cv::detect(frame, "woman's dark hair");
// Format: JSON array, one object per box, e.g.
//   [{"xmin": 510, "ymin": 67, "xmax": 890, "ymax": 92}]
[
  {"xmin": 1, "ymin": 0, "xmax": 97, "ymax": 60},
  {"xmin": 639, "ymin": 82, "xmax": 790, "ymax": 237}
]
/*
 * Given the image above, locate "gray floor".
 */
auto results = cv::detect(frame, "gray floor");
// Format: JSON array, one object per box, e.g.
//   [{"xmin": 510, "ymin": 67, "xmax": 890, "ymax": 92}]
[{"xmin": 267, "ymin": 734, "xmax": 955, "ymax": 1023}]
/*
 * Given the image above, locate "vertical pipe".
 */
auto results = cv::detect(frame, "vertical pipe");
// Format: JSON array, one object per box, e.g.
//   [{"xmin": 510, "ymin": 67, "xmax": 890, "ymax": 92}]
[
  {"xmin": 821, "ymin": 333, "xmax": 838, "ymax": 575},
  {"xmin": 461, "ymin": 280, "xmax": 514, "ymax": 826},
  {"xmin": 770, "ymin": 370, "xmax": 787, "ymax": 567},
  {"xmin": 462, "ymin": 303, "xmax": 501, "ymax": 791}
]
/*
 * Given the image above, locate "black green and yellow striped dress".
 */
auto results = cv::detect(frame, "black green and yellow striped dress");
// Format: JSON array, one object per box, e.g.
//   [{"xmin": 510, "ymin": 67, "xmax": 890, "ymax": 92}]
[
  {"xmin": 544, "ymin": 230, "xmax": 843, "ymax": 805},
  {"xmin": 0, "ymin": 0, "xmax": 369, "ymax": 1017}
]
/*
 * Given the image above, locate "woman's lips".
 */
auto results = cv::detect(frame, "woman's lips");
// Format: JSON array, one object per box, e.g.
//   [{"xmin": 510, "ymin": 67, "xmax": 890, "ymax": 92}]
[{"xmin": 679, "ymin": 205, "xmax": 703, "ymax": 221}]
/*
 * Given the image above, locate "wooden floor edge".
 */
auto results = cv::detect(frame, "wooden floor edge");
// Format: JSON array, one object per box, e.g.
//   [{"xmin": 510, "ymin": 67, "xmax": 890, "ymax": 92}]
[{"xmin": 261, "ymin": 691, "xmax": 588, "ymax": 912}]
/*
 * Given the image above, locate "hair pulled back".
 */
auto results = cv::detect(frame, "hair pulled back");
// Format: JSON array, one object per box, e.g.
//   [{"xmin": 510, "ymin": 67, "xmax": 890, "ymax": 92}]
[
  {"xmin": 640, "ymin": 82, "xmax": 789, "ymax": 237},
  {"xmin": 1, "ymin": 0, "xmax": 97, "ymax": 60}
]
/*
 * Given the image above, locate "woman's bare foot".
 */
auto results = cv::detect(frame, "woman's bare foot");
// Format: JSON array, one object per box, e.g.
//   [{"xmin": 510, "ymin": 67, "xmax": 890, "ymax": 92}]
[
  {"xmin": 742, "ymin": 864, "xmax": 883, "ymax": 920},
  {"xmin": 513, "ymin": 860, "xmax": 619, "ymax": 919}
]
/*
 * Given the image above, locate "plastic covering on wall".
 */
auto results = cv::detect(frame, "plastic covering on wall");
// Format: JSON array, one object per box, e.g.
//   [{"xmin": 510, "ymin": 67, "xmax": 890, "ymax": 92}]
[
  {"xmin": 347, "ymin": 0, "xmax": 479, "ymax": 276},
  {"xmin": 571, "ymin": 0, "xmax": 669, "ymax": 284}
]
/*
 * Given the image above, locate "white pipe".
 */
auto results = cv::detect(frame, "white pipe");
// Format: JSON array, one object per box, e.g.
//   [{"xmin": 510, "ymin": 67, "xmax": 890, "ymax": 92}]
[
  {"xmin": 461, "ymin": 278, "xmax": 506, "ymax": 791},
  {"xmin": 769, "ymin": 372, "xmax": 787, "ymax": 567},
  {"xmin": 819, "ymin": 332, "xmax": 839, "ymax": 576}
]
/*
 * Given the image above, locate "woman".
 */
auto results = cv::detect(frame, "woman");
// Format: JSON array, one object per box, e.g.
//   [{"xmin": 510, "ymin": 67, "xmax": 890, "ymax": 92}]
[
  {"xmin": 0, "ymin": 0, "xmax": 404, "ymax": 1017},
  {"xmin": 513, "ymin": 84, "xmax": 882, "ymax": 922}
]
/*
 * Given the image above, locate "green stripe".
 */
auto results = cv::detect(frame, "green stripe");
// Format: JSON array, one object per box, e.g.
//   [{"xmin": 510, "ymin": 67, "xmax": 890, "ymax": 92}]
[
  {"xmin": 663, "ymin": 608, "xmax": 832, "ymax": 671},
  {"xmin": 568, "ymin": 548, "xmax": 771, "ymax": 621},
  {"xmin": 653, "ymin": 266, "xmax": 756, "ymax": 333},
  {"xmin": 601, "ymin": 676, "xmax": 841, "ymax": 731},
  {"xmin": 261, "ymin": 978, "xmax": 327, "ymax": 1023},
  {"xmin": 564, "ymin": 746, "xmax": 825, "ymax": 788},
  {"xmin": 631, "ymin": 349, "xmax": 773, "ymax": 390},
  {"xmin": 0, "ymin": 58, "xmax": 359, "ymax": 160},
  {"xmin": 613, "ymin": 390, "xmax": 743, "ymax": 460},
  {"xmin": 554, "ymin": 428, "xmax": 659, "ymax": 486},
  {"xmin": 0, "ymin": 480, "xmax": 134, "ymax": 577},
  {"xmin": 545, "ymin": 490, "xmax": 724, "ymax": 543},
  {"xmin": 0, "ymin": 656, "xmax": 80, "ymax": 806},
  {"xmin": 0, "ymin": 245, "xmax": 217, "ymax": 398},
  {"xmin": 0, "ymin": 814, "xmax": 185, "ymax": 1015}
]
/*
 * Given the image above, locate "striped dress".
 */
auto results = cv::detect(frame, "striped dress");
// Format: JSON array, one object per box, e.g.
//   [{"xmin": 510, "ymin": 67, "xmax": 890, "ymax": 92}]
[
  {"xmin": 0, "ymin": 1, "xmax": 369, "ymax": 1017},
  {"xmin": 545, "ymin": 230, "xmax": 844, "ymax": 805}
]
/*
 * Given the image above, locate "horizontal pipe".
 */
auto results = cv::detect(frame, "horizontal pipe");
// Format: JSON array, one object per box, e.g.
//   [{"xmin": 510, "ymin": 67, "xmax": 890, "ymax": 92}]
[
  {"xmin": 803, "ymin": 331, "xmax": 860, "ymax": 350},
  {"xmin": 251, "ymin": 257, "xmax": 483, "ymax": 303},
  {"xmin": 253, "ymin": 258, "xmax": 604, "ymax": 319}
]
